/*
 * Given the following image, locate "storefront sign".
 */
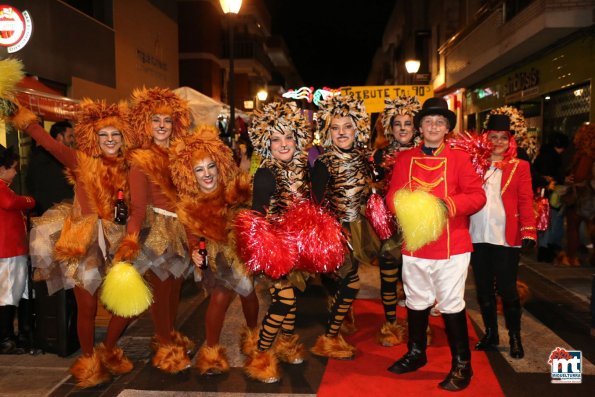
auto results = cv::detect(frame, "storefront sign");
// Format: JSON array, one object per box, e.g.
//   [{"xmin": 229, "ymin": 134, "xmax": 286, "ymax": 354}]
[
  {"xmin": 503, "ymin": 68, "xmax": 539, "ymax": 99},
  {"xmin": 0, "ymin": 5, "xmax": 33, "ymax": 53},
  {"xmin": 341, "ymin": 85, "xmax": 433, "ymax": 113}
]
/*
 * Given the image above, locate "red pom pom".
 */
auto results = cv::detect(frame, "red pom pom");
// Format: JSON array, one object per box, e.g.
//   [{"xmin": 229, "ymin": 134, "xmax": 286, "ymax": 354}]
[
  {"xmin": 534, "ymin": 196, "xmax": 550, "ymax": 231},
  {"xmin": 365, "ymin": 192, "xmax": 396, "ymax": 240},
  {"xmin": 450, "ymin": 131, "xmax": 492, "ymax": 179},
  {"xmin": 234, "ymin": 210, "xmax": 297, "ymax": 279},
  {"xmin": 278, "ymin": 201, "xmax": 347, "ymax": 273}
]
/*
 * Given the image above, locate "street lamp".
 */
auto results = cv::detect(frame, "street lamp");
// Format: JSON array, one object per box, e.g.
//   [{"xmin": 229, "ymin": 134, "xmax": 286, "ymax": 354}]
[
  {"xmin": 405, "ymin": 59, "xmax": 421, "ymax": 74},
  {"xmin": 220, "ymin": 0, "xmax": 242, "ymax": 142},
  {"xmin": 256, "ymin": 89, "xmax": 268, "ymax": 102}
]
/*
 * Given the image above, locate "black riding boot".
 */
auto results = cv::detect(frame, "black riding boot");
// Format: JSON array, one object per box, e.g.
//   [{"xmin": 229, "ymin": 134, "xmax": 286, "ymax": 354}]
[
  {"xmin": 503, "ymin": 299, "xmax": 524, "ymax": 359},
  {"xmin": 439, "ymin": 310, "xmax": 473, "ymax": 391},
  {"xmin": 474, "ymin": 299, "xmax": 499, "ymax": 351},
  {"xmin": 0, "ymin": 305, "xmax": 23, "ymax": 355},
  {"xmin": 17, "ymin": 299, "xmax": 34, "ymax": 349},
  {"xmin": 387, "ymin": 307, "xmax": 429, "ymax": 374}
]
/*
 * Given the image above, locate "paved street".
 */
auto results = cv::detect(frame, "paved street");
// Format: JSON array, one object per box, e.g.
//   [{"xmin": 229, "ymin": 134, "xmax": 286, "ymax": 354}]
[{"xmin": 0, "ymin": 252, "xmax": 593, "ymax": 397}]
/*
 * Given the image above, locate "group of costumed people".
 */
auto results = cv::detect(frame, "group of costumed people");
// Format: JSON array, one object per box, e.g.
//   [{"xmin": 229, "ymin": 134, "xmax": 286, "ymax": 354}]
[{"xmin": 0, "ymin": 56, "xmax": 537, "ymax": 392}]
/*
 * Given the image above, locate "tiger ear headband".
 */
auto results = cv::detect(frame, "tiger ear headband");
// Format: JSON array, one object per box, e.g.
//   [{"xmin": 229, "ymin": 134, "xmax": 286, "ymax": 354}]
[
  {"xmin": 316, "ymin": 94, "xmax": 370, "ymax": 149},
  {"xmin": 248, "ymin": 101, "xmax": 311, "ymax": 159}
]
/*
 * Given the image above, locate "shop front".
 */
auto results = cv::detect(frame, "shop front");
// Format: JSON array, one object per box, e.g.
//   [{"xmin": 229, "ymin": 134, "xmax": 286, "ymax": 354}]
[{"xmin": 464, "ymin": 29, "xmax": 593, "ymax": 149}]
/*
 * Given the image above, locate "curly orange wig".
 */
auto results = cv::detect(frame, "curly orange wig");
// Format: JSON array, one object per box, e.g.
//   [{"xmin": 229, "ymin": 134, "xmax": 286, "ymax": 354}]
[
  {"xmin": 128, "ymin": 87, "xmax": 192, "ymax": 148},
  {"xmin": 169, "ymin": 125, "xmax": 238, "ymax": 198},
  {"xmin": 75, "ymin": 99, "xmax": 132, "ymax": 158},
  {"xmin": 573, "ymin": 124, "xmax": 595, "ymax": 158}
]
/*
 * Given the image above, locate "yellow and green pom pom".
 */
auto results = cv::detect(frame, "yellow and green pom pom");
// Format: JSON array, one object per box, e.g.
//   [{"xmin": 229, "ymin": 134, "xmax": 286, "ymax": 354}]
[
  {"xmin": 393, "ymin": 188, "xmax": 447, "ymax": 251},
  {"xmin": 100, "ymin": 262, "xmax": 153, "ymax": 318},
  {"xmin": 0, "ymin": 58, "xmax": 24, "ymax": 98}
]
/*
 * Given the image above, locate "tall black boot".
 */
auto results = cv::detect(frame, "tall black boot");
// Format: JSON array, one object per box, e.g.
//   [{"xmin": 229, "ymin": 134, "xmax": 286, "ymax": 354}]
[
  {"xmin": 474, "ymin": 299, "xmax": 499, "ymax": 351},
  {"xmin": 0, "ymin": 306, "xmax": 22, "ymax": 355},
  {"xmin": 503, "ymin": 299, "xmax": 524, "ymax": 359},
  {"xmin": 439, "ymin": 310, "xmax": 473, "ymax": 391},
  {"xmin": 387, "ymin": 307, "xmax": 429, "ymax": 374},
  {"xmin": 17, "ymin": 299, "xmax": 34, "ymax": 349}
]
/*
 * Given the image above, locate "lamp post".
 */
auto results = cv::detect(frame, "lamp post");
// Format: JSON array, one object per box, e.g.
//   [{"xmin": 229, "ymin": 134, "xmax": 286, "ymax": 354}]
[
  {"xmin": 220, "ymin": 0, "xmax": 242, "ymax": 142},
  {"xmin": 256, "ymin": 88, "xmax": 268, "ymax": 110}
]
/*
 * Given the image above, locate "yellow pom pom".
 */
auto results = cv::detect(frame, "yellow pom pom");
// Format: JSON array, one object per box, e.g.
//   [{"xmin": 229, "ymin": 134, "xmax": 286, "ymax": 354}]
[
  {"xmin": 393, "ymin": 189, "xmax": 447, "ymax": 251},
  {"xmin": 0, "ymin": 58, "xmax": 24, "ymax": 98},
  {"xmin": 100, "ymin": 262, "xmax": 153, "ymax": 318}
]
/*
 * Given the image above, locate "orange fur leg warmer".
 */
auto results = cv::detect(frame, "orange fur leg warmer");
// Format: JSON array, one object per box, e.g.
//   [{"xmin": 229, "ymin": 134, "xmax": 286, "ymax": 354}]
[
  {"xmin": 244, "ymin": 349, "xmax": 280, "ymax": 383},
  {"xmin": 95, "ymin": 343, "xmax": 133, "ymax": 376},
  {"xmin": 195, "ymin": 344, "xmax": 230, "ymax": 376},
  {"xmin": 152, "ymin": 344, "xmax": 191, "ymax": 374},
  {"xmin": 311, "ymin": 334, "xmax": 356, "ymax": 360},
  {"xmin": 377, "ymin": 320, "xmax": 407, "ymax": 347},
  {"xmin": 239, "ymin": 326, "xmax": 259, "ymax": 356},
  {"xmin": 69, "ymin": 351, "xmax": 111, "ymax": 388},
  {"xmin": 273, "ymin": 333, "xmax": 305, "ymax": 364}
]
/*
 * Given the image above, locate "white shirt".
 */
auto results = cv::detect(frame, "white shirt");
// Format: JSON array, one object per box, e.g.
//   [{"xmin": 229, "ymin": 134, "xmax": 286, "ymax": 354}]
[{"xmin": 470, "ymin": 166, "xmax": 514, "ymax": 247}]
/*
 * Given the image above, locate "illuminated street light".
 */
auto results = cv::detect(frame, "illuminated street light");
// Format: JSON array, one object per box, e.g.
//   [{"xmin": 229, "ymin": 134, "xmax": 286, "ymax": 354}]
[
  {"xmin": 257, "ymin": 89, "xmax": 268, "ymax": 102},
  {"xmin": 220, "ymin": 0, "xmax": 242, "ymax": 141},
  {"xmin": 405, "ymin": 59, "xmax": 421, "ymax": 74}
]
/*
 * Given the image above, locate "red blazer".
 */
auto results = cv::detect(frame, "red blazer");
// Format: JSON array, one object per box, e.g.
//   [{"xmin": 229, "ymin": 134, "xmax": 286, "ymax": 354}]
[
  {"xmin": 499, "ymin": 158, "xmax": 537, "ymax": 246},
  {"xmin": 386, "ymin": 143, "xmax": 486, "ymax": 259},
  {"xmin": 0, "ymin": 181, "xmax": 35, "ymax": 258}
]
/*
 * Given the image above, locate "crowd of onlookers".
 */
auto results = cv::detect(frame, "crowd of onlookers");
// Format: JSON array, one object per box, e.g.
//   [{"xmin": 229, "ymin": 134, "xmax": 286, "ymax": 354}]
[{"xmin": 533, "ymin": 124, "xmax": 595, "ymax": 268}]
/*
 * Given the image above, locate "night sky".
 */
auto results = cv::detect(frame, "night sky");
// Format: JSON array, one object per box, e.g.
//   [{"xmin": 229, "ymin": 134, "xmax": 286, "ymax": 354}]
[{"xmin": 263, "ymin": 0, "xmax": 395, "ymax": 89}]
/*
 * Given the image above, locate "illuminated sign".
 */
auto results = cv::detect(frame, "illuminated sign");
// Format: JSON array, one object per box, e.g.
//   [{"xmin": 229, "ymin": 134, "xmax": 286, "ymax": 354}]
[
  {"xmin": 282, "ymin": 86, "xmax": 340, "ymax": 106},
  {"xmin": 341, "ymin": 85, "xmax": 433, "ymax": 113},
  {"xmin": 0, "ymin": 5, "xmax": 33, "ymax": 53}
]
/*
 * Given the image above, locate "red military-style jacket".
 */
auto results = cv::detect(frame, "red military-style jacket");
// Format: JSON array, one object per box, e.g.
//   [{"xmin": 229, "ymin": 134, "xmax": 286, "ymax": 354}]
[
  {"xmin": 496, "ymin": 158, "xmax": 537, "ymax": 246},
  {"xmin": 0, "ymin": 180, "xmax": 35, "ymax": 258},
  {"xmin": 386, "ymin": 142, "xmax": 486, "ymax": 259}
]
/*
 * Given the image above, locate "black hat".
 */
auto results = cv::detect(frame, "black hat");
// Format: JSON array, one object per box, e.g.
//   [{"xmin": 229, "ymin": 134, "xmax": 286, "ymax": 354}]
[
  {"xmin": 485, "ymin": 114, "xmax": 512, "ymax": 133},
  {"xmin": 414, "ymin": 97, "xmax": 456, "ymax": 131}
]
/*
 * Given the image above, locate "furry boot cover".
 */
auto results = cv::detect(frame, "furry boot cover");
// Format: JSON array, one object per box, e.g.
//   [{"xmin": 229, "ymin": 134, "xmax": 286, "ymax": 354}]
[
  {"xmin": 171, "ymin": 330, "xmax": 195, "ymax": 354},
  {"xmin": 152, "ymin": 344, "xmax": 191, "ymax": 374},
  {"xmin": 273, "ymin": 333, "xmax": 305, "ymax": 364},
  {"xmin": 311, "ymin": 334, "xmax": 356, "ymax": 360},
  {"xmin": 96, "ymin": 343, "xmax": 133, "ymax": 375},
  {"xmin": 340, "ymin": 305, "xmax": 357, "ymax": 335},
  {"xmin": 69, "ymin": 352, "xmax": 111, "ymax": 388},
  {"xmin": 195, "ymin": 344, "xmax": 230, "ymax": 375},
  {"xmin": 239, "ymin": 326, "xmax": 259, "ymax": 356},
  {"xmin": 377, "ymin": 320, "xmax": 407, "ymax": 347},
  {"xmin": 244, "ymin": 349, "xmax": 280, "ymax": 383}
]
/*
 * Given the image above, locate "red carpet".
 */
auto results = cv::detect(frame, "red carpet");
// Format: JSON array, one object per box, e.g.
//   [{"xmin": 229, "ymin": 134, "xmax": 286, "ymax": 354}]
[{"xmin": 317, "ymin": 299, "xmax": 504, "ymax": 397}]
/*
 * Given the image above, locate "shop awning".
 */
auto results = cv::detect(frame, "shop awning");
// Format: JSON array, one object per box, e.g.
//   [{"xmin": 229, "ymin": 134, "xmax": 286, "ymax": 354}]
[{"xmin": 14, "ymin": 76, "xmax": 79, "ymax": 121}]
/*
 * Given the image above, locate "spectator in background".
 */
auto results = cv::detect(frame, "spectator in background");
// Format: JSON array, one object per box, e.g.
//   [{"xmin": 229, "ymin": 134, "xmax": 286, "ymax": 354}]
[
  {"xmin": 0, "ymin": 145, "xmax": 35, "ymax": 354},
  {"xmin": 560, "ymin": 124, "xmax": 595, "ymax": 267},
  {"xmin": 26, "ymin": 120, "xmax": 74, "ymax": 215},
  {"xmin": 533, "ymin": 133, "xmax": 570, "ymax": 262}
]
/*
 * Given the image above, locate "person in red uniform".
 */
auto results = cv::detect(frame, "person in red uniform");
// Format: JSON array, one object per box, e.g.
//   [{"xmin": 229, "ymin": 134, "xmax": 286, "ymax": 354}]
[
  {"xmin": 386, "ymin": 97, "xmax": 486, "ymax": 391},
  {"xmin": 469, "ymin": 114, "xmax": 536, "ymax": 359},
  {"xmin": 0, "ymin": 145, "xmax": 35, "ymax": 355},
  {"xmin": 6, "ymin": 99, "xmax": 135, "ymax": 387},
  {"xmin": 114, "ymin": 87, "xmax": 193, "ymax": 374}
]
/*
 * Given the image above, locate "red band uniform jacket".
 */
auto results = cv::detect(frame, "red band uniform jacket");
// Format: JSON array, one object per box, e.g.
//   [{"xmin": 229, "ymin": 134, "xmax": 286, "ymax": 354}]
[
  {"xmin": 386, "ymin": 143, "xmax": 486, "ymax": 259},
  {"xmin": 495, "ymin": 158, "xmax": 537, "ymax": 245},
  {"xmin": 0, "ymin": 181, "xmax": 35, "ymax": 258}
]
